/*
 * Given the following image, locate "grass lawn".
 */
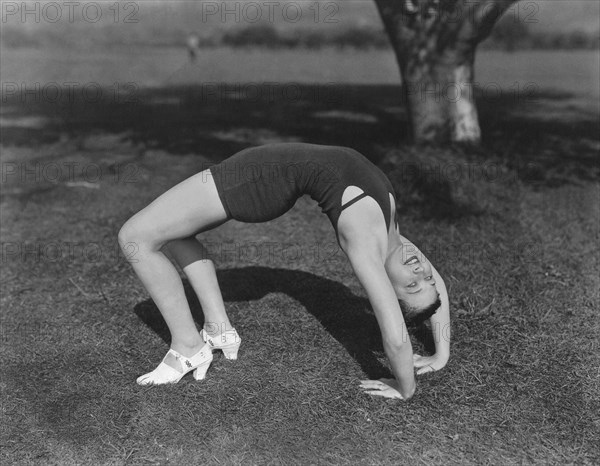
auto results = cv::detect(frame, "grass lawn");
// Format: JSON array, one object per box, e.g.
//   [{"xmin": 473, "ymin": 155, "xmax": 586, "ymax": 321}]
[{"xmin": 1, "ymin": 48, "xmax": 599, "ymax": 464}]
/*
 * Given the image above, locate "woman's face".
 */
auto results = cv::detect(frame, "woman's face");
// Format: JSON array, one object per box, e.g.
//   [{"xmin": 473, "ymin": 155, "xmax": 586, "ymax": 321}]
[{"xmin": 386, "ymin": 247, "xmax": 439, "ymax": 311}]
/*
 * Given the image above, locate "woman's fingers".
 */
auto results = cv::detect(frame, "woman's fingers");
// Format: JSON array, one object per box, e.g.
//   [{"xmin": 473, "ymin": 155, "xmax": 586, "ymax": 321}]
[
  {"xmin": 416, "ymin": 365, "xmax": 435, "ymax": 375},
  {"xmin": 360, "ymin": 380, "xmax": 387, "ymax": 390},
  {"xmin": 364, "ymin": 390, "xmax": 389, "ymax": 397},
  {"xmin": 413, "ymin": 354, "xmax": 426, "ymax": 363},
  {"xmin": 378, "ymin": 378, "xmax": 395, "ymax": 385},
  {"xmin": 414, "ymin": 355, "xmax": 447, "ymax": 373},
  {"xmin": 360, "ymin": 379, "xmax": 405, "ymax": 399},
  {"xmin": 364, "ymin": 389, "xmax": 403, "ymax": 399},
  {"xmin": 413, "ymin": 355, "xmax": 428, "ymax": 367}
]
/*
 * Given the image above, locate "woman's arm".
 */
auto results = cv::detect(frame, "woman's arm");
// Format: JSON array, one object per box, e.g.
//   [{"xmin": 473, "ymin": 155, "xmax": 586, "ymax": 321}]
[
  {"xmin": 347, "ymin": 250, "xmax": 417, "ymax": 400},
  {"xmin": 413, "ymin": 264, "xmax": 451, "ymax": 374}
]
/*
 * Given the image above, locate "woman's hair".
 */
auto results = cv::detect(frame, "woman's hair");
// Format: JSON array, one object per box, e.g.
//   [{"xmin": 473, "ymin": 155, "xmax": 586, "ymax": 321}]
[{"xmin": 398, "ymin": 295, "xmax": 441, "ymax": 326}]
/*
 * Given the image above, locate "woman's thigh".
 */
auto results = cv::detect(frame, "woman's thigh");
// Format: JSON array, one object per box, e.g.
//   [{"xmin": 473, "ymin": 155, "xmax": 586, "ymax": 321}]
[{"xmin": 127, "ymin": 170, "xmax": 228, "ymax": 246}]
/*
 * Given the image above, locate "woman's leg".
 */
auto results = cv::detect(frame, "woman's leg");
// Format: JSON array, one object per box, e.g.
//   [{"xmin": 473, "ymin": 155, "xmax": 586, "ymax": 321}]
[
  {"xmin": 118, "ymin": 170, "xmax": 228, "ymax": 369},
  {"xmin": 164, "ymin": 237, "xmax": 233, "ymax": 336}
]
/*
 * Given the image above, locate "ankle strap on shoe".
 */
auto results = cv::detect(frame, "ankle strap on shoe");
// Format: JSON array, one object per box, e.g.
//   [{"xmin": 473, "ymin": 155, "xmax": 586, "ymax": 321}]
[
  {"xmin": 167, "ymin": 346, "xmax": 211, "ymax": 370},
  {"xmin": 201, "ymin": 328, "xmax": 239, "ymax": 345}
]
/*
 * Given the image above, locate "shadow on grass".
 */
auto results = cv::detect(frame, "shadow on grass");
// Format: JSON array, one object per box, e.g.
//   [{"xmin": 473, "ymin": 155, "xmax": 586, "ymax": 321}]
[
  {"xmin": 4, "ymin": 83, "xmax": 597, "ymax": 176},
  {"xmin": 134, "ymin": 266, "xmax": 436, "ymax": 380},
  {"xmin": 1, "ymin": 84, "xmax": 408, "ymax": 160},
  {"xmin": 3, "ymin": 84, "xmax": 598, "ymax": 219}
]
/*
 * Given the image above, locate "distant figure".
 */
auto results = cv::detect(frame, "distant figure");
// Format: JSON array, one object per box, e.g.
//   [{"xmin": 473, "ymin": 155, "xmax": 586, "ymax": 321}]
[
  {"xmin": 404, "ymin": 0, "xmax": 418, "ymax": 14},
  {"xmin": 403, "ymin": 0, "xmax": 439, "ymax": 16},
  {"xmin": 187, "ymin": 32, "xmax": 200, "ymax": 63}
]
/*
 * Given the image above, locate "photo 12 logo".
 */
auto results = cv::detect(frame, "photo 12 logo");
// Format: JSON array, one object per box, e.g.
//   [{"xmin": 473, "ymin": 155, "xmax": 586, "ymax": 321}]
[
  {"xmin": 2, "ymin": 82, "xmax": 139, "ymax": 105},
  {"xmin": 426, "ymin": 1, "xmax": 539, "ymax": 24},
  {"xmin": 0, "ymin": 241, "xmax": 134, "ymax": 265},
  {"xmin": 1, "ymin": 1, "xmax": 140, "ymax": 24},
  {"xmin": 404, "ymin": 81, "xmax": 539, "ymax": 104},
  {"xmin": 1, "ymin": 161, "xmax": 141, "ymax": 185},
  {"xmin": 200, "ymin": 240, "xmax": 342, "ymax": 265},
  {"xmin": 201, "ymin": 1, "xmax": 340, "ymax": 24},
  {"xmin": 195, "ymin": 82, "xmax": 340, "ymax": 105}
]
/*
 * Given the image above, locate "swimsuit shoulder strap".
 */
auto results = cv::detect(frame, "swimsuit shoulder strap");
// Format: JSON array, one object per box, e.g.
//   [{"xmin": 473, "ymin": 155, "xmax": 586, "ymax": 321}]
[{"xmin": 339, "ymin": 192, "xmax": 370, "ymax": 212}]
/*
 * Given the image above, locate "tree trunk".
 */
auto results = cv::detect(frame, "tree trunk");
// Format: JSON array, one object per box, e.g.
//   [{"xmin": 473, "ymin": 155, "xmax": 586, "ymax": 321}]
[
  {"xmin": 404, "ymin": 49, "xmax": 480, "ymax": 143},
  {"xmin": 374, "ymin": 0, "xmax": 516, "ymax": 144}
]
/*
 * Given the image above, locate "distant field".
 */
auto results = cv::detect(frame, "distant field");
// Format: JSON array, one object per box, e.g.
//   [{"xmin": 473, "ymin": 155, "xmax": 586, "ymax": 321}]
[
  {"xmin": 1, "ymin": 48, "xmax": 598, "ymax": 131},
  {"xmin": 1, "ymin": 47, "xmax": 598, "ymax": 97}
]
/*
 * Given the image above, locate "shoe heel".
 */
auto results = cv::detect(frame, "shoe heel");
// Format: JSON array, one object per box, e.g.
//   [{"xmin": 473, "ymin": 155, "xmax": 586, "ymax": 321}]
[
  {"xmin": 222, "ymin": 345, "xmax": 240, "ymax": 360},
  {"xmin": 193, "ymin": 361, "xmax": 211, "ymax": 380}
]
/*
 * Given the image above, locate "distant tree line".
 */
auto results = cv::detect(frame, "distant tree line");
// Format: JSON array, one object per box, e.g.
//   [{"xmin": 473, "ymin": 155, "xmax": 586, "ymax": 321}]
[
  {"xmin": 2, "ymin": 21, "xmax": 598, "ymax": 51},
  {"xmin": 219, "ymin": 24, "xmax": 391, "ymax": 50},
  {"xmin": 217, "ymin": 22, "xmax": 599, "ymax": 51},
  {"xmin": 483, "ymin": 15, "xmax": 600, "ymax": 51}
]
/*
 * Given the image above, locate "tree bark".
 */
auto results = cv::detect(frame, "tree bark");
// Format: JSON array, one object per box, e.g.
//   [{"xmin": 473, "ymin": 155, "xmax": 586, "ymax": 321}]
[
  {"xmin": 374, "ymin": 0, "xmax": 517, "ymax": 144},
  {"xmin": 403, "ymin": 50, "xmax": 480, "ymax": 143}
]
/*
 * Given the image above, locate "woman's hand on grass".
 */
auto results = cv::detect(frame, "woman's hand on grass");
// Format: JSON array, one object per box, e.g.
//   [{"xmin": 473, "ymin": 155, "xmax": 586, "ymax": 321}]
[
  {"xmin": 413, "ymin": 353, "xmax": 448, "ymax": 375},
  {"xmin": 360, "ymin": 378, "xmax": 407, "ymax": 400}
]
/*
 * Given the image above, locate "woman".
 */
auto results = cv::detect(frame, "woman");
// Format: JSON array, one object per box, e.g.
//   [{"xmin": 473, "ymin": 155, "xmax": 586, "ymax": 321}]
[{"xmin": 119, "ymin": 143, "xmax": 450, "ymax": 400}]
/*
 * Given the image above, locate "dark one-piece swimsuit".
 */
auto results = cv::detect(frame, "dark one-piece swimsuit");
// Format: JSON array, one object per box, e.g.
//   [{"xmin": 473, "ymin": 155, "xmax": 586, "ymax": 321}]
[{"xmin": 209, "ymin": 143, "xmax": 397, "ymax": 239}]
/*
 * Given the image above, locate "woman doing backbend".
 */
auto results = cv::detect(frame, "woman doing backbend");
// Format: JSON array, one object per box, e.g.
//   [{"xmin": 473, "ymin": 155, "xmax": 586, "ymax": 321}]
[{"xmin": 118, "ymin": 143, "xmax": 450, "ymax": 400}]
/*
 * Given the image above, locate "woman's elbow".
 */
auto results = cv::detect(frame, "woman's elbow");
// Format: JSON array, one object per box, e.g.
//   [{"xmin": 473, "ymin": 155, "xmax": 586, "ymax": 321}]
[
  {"xmin": 382, "ymin": 335, "xmax": 412, "ymax": 354},
  {"xmin": 401, "ymin": 383, "xmax": 417, "ymax": 401}
]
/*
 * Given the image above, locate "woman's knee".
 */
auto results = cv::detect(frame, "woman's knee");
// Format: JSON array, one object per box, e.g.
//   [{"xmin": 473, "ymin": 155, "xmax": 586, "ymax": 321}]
[
  {"xmin": 118, "ymin": 218, "xmax": 138, "ymax": 250},
  {"xmin": 118, "ymin": 214, "xmax": 163, "ymax": 252}
]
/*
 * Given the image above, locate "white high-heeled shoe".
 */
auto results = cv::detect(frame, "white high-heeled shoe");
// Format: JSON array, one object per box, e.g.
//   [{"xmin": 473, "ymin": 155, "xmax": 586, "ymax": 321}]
[
  {"xmin": 136, "ymin": 343, "xmax": 213, "ymax": 386},
  {"xmin": 201, "ymin": 328, "xmax": 241, "ymax": 360}
]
